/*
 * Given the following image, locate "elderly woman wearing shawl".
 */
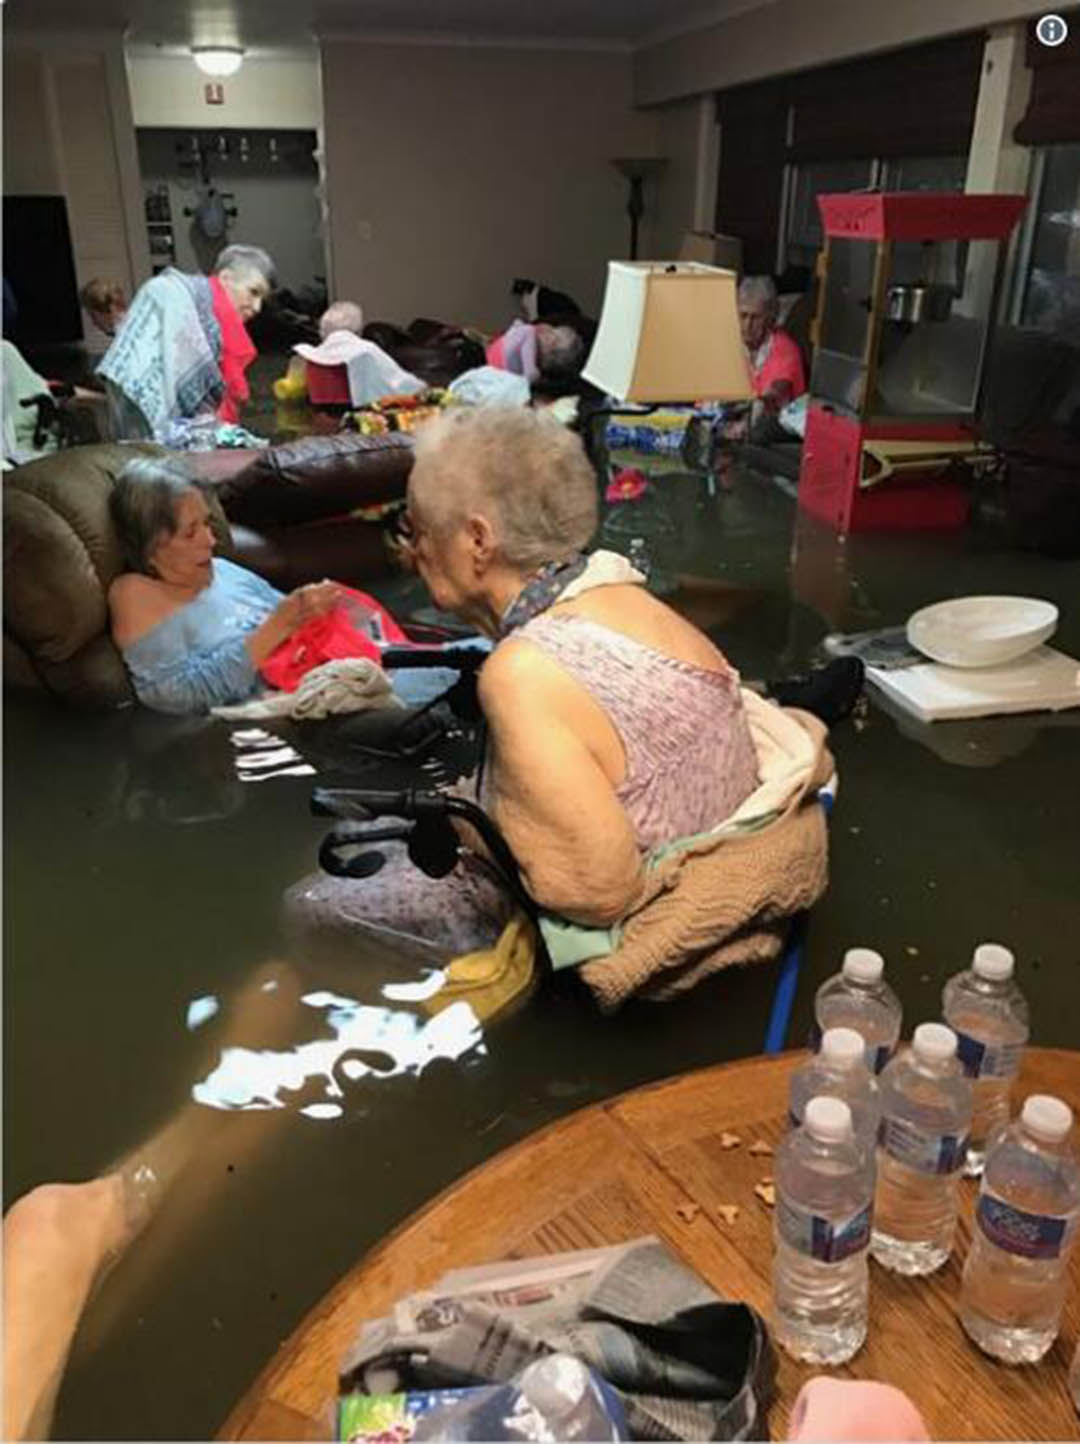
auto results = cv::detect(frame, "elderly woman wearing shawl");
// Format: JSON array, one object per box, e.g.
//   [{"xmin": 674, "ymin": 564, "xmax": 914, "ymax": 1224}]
[{"xmin": 98, "ymin": 244, "xmax": 274, "ymax": 447}]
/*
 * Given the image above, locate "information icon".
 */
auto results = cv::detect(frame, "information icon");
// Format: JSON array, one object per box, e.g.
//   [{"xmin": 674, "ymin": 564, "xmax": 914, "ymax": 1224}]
[{"xmin": 1036, "ymin": 13, "xmax": 1069, "ymax": 46}]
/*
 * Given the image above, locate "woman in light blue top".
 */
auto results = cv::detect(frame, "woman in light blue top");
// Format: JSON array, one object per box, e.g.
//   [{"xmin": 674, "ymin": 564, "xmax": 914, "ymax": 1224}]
[{"xmin": 108, "ymin": 457, "xmax": 342, "ymax": 715}]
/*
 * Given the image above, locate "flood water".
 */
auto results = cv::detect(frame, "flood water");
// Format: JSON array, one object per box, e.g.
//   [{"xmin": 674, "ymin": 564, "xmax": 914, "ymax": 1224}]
[{"xmin": 5, "ymin": 468, "xmax": 1080, "ymax": 1439}]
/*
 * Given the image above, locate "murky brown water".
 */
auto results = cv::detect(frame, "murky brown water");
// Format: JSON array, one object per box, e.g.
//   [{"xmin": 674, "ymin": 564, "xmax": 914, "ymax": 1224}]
[{"xmin": 5, "ymin": 465, "xmax": 1079, "ymax": 1439}]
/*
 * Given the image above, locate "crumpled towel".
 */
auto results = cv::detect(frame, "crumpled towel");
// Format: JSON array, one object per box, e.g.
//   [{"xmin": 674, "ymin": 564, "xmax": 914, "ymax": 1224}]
[
  {"xmin": 212, "ymin": 658, "xmax": 402, "ymax": 722},
  {"xmin": 447, "ymin": 366, "xmax": 531, "ymax": 407}
]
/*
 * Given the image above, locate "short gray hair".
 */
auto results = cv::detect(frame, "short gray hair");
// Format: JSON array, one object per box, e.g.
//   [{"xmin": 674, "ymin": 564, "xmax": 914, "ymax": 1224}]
[
  {"xmin": 536, "ymin": 324, "xmax": 586, "ymax": 381},
  {"xmin": 214, "ymin": 244, "xmax": 275, "ymax": 288},
  {"xmin": 319, "ymin": 300, "xmax": 365, "ymax": 339},
  {"xmin": 738, "ymin": 274, "xmax": 778, "ymax": 316},
  {"xmin": 110, "ymin": 456, "xmax": 206, "ymax": 574},
  {"xmin": 411, "ymin": 406, "xmax": 598, "ymax": 571}
]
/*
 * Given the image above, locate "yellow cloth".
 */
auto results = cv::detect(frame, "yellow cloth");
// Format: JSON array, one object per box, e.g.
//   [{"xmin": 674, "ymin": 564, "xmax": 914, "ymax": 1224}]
[{"xmin": 422, "ymin": 913, "xmax": 538, "ymax": 1025}]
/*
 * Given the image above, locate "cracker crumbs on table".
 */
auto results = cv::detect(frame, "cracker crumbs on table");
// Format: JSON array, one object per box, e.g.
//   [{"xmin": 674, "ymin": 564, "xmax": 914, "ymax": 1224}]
[{"xmin": 748, "ymin": 1139, "xmax": 773, "ymax": 1157}]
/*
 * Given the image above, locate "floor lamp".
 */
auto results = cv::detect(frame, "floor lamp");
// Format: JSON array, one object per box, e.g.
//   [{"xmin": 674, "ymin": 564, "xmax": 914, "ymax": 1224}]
[{"xmin": 610, "ymin": 157, "xmax": 667, "ymax": 260}]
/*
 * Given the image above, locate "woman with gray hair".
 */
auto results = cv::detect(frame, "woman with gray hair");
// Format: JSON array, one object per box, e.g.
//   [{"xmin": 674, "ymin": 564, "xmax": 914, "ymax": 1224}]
[
  {"xmin": 98, "ymin": 243, "xmax": 275, "ymax": 446},
  {"xmin": 290, "ymin": 405, "xmax": 759, "ymax": 956},
  {"xmin": 108, "ymin": 455, "xmax": 339, "ymax": 714}
]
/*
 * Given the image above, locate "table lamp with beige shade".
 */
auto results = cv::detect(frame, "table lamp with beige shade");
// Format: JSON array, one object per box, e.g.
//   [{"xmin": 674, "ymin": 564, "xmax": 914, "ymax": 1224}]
[
  {"xmin": 581, "ymin": 261, "xmax": 755, "ymax": 592},
  {"xmin": 583, "ymin": 260, "xmax": 753, "ymax": 404}
]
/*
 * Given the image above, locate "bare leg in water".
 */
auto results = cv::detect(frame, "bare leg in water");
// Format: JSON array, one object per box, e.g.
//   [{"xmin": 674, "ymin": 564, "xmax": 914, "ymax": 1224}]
[{"xmin": 2, "ymin": 960, "xmax": 301, "ymax": 1441}]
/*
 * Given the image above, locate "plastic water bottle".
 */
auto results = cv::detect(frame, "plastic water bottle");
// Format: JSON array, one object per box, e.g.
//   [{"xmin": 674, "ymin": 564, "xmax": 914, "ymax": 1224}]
[
  {"xmin": 872, "ymin": 1023, "xmax": 973, "ymax": 1275},
  {"xmin": 413, "ymin": 1354, "xmax": 626, "ymax": 1440},
  {"xmin": 788, "ymin": 1027, "xmax": 881, "ymax": 1158},
  {"xmin": 813, "ymin": 948, "xmax": 902, "ymax": 1074},
  {"xmin": 942, "ymin": 942, "xmax": 1029, "ymax": 1176},
  {"xmin": 515, "ymin": 1355, "xmax": 625, "ymax": 1441},
  {"xmin": 959, "ymin": 1095, "xmax": 1080, "ymax": 1364},
  {"xmin": 773, "ymin": 1096, "xmax": 874, "ymax": 1365}
]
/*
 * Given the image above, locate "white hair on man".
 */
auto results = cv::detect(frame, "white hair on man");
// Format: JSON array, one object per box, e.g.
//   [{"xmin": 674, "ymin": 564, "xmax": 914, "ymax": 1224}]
[
  {"xmin": 411, "ymin": 405, "xmax": 598, "ymax": 571},
  {"xmin": 318, "ymin": 300, "xmax": 365, "ymax": 339},
  {"xmin": 737, "ymin": 274, "xmax": 779, "ymax": 319},
  {"xmin": 214, "ymin": 244, "xmax": 276, "ymax": 288}
]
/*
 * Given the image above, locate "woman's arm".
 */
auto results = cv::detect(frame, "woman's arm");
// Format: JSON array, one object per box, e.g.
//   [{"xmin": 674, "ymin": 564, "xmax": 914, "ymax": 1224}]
[
  {"xmin": 129, "ymin": 635, "xmax": 261, "ymax": 715},
  {"xmin": 478, "ymin": 643, "xmax": 643, "ymax": 927}
]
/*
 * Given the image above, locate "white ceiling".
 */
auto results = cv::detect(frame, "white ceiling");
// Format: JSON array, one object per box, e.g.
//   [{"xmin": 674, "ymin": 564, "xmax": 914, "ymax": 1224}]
[{"xmin": 6, "ymin": 0, "xmax": 772, "ymax": 50}]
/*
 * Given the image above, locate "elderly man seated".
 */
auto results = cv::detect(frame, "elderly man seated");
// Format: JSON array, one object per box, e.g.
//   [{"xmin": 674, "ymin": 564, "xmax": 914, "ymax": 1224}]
[
  {"xmin": 704, "ymin": 275, "xmax": 807, "ymax": 474},
  {"xmin": 739, "ymin": 274, "xmax": 806, "ymax": 423},
  {"xmin": 98, "ymin": 243, "xmax": 274, "ymax": 447}
]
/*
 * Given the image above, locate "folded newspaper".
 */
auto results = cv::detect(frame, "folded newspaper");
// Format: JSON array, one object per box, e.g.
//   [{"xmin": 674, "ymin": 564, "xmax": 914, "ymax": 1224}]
[{"xmin": 338, "ymin": 1236, "xmax": 772, "ymax": 1441}]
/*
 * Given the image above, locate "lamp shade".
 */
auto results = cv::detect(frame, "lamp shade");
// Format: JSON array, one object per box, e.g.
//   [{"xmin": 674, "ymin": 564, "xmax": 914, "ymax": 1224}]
[{"xmin": 582, "ymin": 261, "xmax": 752, "ymax": 403}]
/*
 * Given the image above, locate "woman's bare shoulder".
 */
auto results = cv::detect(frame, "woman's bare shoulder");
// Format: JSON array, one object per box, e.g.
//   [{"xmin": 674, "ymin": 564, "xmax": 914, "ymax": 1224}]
[{"xmin": 108, "ymin": 572, "xmax": 177, "ymax": 647}]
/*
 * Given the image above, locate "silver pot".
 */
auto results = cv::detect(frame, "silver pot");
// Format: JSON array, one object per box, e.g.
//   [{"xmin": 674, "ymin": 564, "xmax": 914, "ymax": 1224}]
[{"xmin": 885, "ymin": 284, "xmax": 954, "ymax": 324}]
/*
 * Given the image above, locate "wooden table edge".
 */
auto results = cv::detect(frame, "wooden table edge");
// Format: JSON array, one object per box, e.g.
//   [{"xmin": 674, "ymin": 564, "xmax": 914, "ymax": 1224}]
[{"xmin": 219, "ymin": 1046, "xmax": 1080, "ymax": 1440}]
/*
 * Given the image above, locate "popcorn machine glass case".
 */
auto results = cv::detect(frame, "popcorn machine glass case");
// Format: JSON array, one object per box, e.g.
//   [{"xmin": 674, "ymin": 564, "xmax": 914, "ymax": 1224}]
[{"xmin": 799, "ymin": 192, "xmax": 1026, "ymax": 533}]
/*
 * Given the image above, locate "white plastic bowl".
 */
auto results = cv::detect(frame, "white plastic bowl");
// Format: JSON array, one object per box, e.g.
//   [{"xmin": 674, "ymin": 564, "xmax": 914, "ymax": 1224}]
[{"xmin": 907, "ymin": 596, "xmax": 1059, "ymax": 669}]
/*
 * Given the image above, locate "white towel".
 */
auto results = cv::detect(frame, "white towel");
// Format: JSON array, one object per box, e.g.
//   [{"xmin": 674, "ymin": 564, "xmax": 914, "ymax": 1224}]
[{"xmin": 212, "ymin": 658, "xmax": 402, "ymax": 722}]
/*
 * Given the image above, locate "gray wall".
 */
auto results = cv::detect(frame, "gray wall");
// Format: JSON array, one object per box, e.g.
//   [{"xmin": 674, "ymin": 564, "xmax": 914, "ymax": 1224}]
[{"xmin": 320, "ymin": 40, "xmax": 658, "ymax": 330}]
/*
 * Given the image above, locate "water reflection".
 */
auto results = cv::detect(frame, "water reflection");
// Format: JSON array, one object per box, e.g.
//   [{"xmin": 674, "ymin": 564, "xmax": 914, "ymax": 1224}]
[{"xmin": 192, "ymin": 986, "xmax": 483, "ymax": 1117}]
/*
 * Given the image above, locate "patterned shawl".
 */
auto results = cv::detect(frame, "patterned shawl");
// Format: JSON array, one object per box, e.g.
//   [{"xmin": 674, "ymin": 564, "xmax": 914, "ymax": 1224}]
[{"xmin": 98, "ymin": 268, "xmax": 223, "ymax": 439}]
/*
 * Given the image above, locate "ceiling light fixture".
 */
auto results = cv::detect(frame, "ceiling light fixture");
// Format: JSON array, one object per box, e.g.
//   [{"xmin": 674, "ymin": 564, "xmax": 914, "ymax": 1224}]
[{"xmin": 191, "ymin": 46, "xmax": 245, "ymax": 77}]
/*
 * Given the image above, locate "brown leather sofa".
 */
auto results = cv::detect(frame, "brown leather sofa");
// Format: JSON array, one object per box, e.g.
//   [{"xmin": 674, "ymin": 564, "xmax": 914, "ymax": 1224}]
[{"xmin": 4, "ymin": 431, "xmax": 415, "ymax": 708}]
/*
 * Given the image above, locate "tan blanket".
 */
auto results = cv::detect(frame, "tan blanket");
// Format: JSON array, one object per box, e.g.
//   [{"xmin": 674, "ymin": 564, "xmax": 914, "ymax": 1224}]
[{"xmin": 579, "ymin": 699, "xmax": 833, "ymax": 1011}]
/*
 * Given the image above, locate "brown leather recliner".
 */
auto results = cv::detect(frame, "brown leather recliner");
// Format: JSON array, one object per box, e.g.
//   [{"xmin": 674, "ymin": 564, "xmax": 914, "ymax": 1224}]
[{"xmin": 4, "ymin": 431, "xmax": 415, "ymax": 708}]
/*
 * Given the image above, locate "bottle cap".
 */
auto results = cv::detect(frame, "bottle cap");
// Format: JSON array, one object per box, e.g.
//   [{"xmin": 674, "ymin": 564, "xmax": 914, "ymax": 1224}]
[
  {"xmin": 821, "ymin": 1027, "xmax": 866, "ymax": 1066},
  {"xmin": 972, "ymin": 943, "xmax": 1015, "ymax": 981},
  {"xmin": 1021, "ymin": 1094, "xmax": 1073, "ymax": 1144},
  {"xmin": 804, "ymin": 1096, "xmax": 854, "ymax": 1144},
  {"xmin": 913, "ymin": 1022, "xmax": 957, "ymax": 1063},
  {"xmin": 842, "ymin": 948, "xmax": 884, "ymax": 984}
]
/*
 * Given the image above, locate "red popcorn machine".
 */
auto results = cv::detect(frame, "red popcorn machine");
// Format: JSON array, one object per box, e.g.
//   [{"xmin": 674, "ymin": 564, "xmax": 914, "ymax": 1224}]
[{"xmin": 799, "ymin": 192, "xmax": 1027, "ymax": 533}]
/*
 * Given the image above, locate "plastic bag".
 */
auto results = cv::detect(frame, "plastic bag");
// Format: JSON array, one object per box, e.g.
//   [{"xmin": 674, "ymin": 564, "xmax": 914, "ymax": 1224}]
[
  {"xmin": 260, "ymin": 587, "xmax": 408, "ymax": 692},
  {"xmin": 338, "ymin": 1354, "xmax": 627, "ymax": 1442}
]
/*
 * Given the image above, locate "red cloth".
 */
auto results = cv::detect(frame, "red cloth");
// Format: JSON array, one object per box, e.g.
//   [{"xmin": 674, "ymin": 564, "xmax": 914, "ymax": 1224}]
[
  {"xmin": 259, "ymin": 587, "xmax": 408, "ymax": 692},
  {"xmin": 753, "ymin": 328, "xmax": 806, "ymax": 401},
  {"xmin": 210, "ymin": 275, "xmax": 257, "ymax": 424}
]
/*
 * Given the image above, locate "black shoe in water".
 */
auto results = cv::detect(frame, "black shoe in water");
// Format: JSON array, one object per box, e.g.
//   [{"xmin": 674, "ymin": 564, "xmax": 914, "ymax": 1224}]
[{"xmin": 765, "ymin": 657, "xmax": 866, "ymax": 727}]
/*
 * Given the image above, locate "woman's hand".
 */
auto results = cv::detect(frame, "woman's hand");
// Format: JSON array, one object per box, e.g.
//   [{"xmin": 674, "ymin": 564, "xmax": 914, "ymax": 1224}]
[
  {"xmin": 272, "ymin": 580, "xmax": 342, "ymax": 633},
  {"xmin": 245, "ymin": 580, "xmax": 342, "ymax": 666}
]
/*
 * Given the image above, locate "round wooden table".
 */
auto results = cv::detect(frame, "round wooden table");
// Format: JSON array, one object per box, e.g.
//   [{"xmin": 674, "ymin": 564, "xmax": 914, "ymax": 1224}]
[{"xmin": 221, "ymin": 1048, "xmax": 1080, "ymax": 1441}]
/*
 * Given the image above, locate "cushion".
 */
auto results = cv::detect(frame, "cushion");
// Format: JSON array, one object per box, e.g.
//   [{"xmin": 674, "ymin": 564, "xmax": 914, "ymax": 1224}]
[{"xmin": 216, "ymin": 431, "xmax": 413, "ymax": 529}]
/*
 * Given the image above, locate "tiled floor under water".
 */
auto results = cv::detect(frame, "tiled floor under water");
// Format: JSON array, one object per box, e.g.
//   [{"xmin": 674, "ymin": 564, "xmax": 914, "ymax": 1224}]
[{"xmin": 5, "ymin": 464, "xmax": 1080, "ymax": 1439}]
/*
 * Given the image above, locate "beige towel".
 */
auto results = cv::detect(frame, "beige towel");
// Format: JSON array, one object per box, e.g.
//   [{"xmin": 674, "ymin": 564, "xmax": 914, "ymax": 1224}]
[{"xmin": 579, "ymin": 704, "xmax": 833, "ymax": 1011}]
